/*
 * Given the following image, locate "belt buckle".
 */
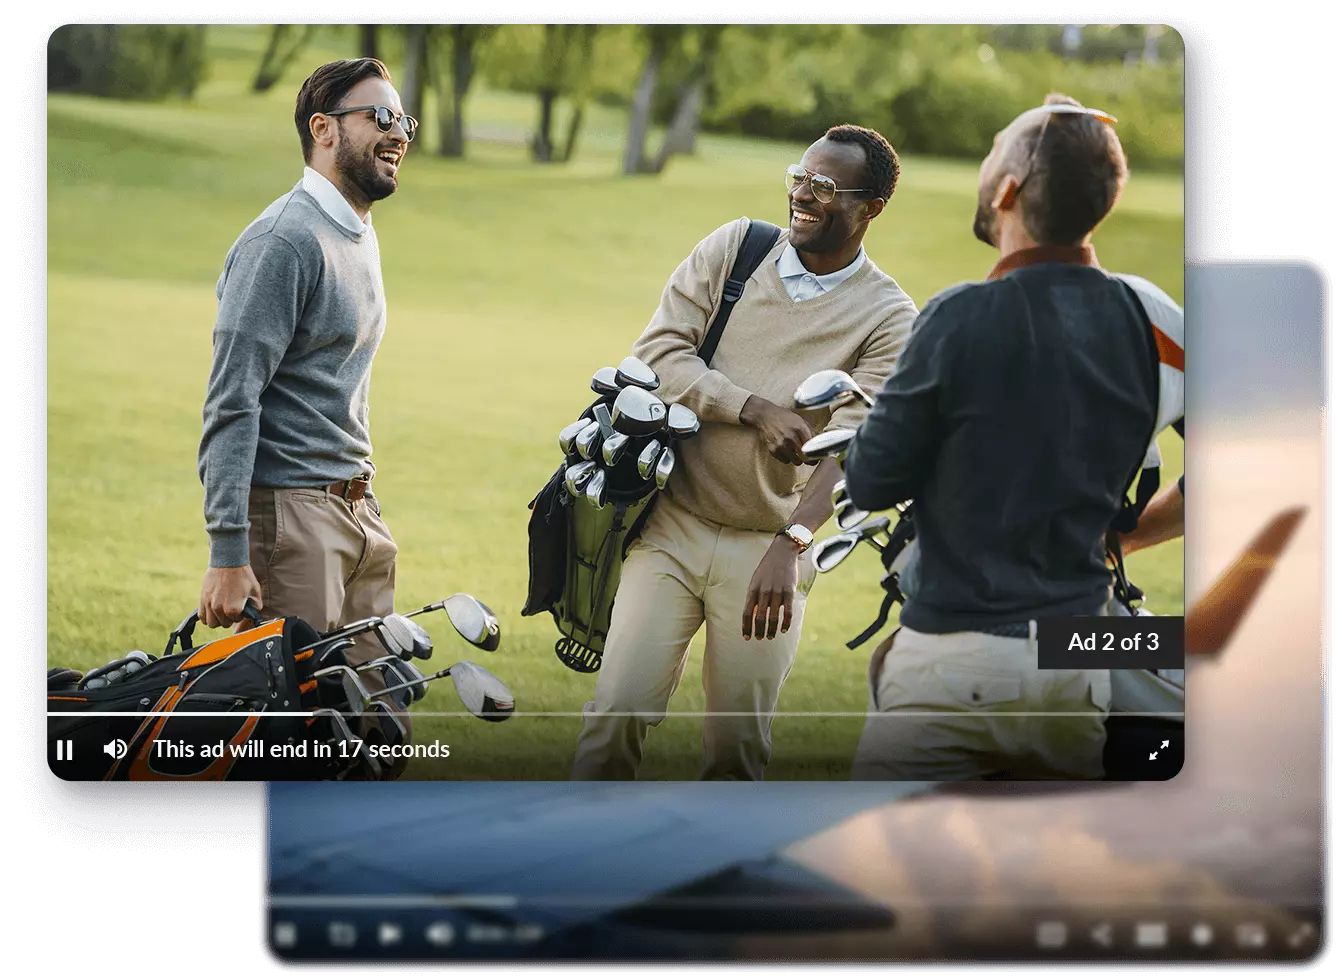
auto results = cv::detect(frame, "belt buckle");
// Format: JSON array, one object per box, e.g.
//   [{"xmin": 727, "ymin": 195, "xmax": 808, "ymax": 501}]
[{"xmin": 343, "ymin": 474, "xmax": 371, "ymax": 502}]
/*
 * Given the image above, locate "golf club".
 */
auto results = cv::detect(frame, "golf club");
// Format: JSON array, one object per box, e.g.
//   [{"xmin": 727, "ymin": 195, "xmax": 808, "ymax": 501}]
[
  {"xmin": 315, "ymin": 636, "xmax": 357, "ymax": 668},
  {"xmin": 356, "ymin": 656, "xmax": 428, "ymax": 708},
  {"xmin": 565, "ymin": 459, "xmax": 598, "ymax": 497},
  {"xmin": 802, "ymin": 428, "xmax": 857, "ymax": 461},
  {"xmin": 438, "ymin": 593, "xmax": 501, "ymax": 651},
  {"xmin": 311, "ymin": 664, "xmax": 374, "ymax": 715},
  {"xmin": 615, "ymin": 356, "xmax": 661, "ymax": 391},
  {"xmin": 574, "ymin": 421, "xmax": 603, "ymax": 460},
  {"xmin": 793, "ymin": 369, "xmax": 875, "ymax": 410},
  {"xmin": 835, "ymin": 496, "xmax": 871, "ymax": 531},
  {"xmin": 637, "ymin": 439, "xmax": 663, "ymax": 480},
  {"xmin": 375, "ymin": 612, "xmax": 434, "ymax": 661},
  {"xmin": 813, "ymin": 532, "xmax": 861, "ymax": 572},
  {"xmin": 591, "ymin": 366, "xmax": 621, "ymax": 397},
  {"xmin": 666, "ymin": 402, "xmax": 700, "ymax": 439},
  {"xmin": 849, "ymin": 514, "xmax": 892, "ymax": 551},
  {"xmin": 368, "ymin": 660, "xmax": 515, "ymax": 722},
  {"xmin": 611, "ymin": 386, "xmax": 668, "ymax": 435},
  {"xmin": 654, "ymin": 445, "xmax": 676, "ymax": 489},
  {"xmin": 601, "ymin": 430, "xmax": 631, "ymax": 467},
  {"xmin": 585, "ymin": 468, "xmax": 608, "ymax": 509},
  {"xmin": 592, "ymin": 402, "xmax": 615, "ymax": 433},
  {"xmin": 558, "ymin": 417, "xmax": 595, "ymax": 455}
]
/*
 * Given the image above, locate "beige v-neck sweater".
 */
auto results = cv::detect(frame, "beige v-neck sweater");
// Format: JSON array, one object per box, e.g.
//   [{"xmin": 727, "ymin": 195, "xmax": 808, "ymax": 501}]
[{"xmin": 631, "ymin": 217, "xmax": 919, "ymax": 532}]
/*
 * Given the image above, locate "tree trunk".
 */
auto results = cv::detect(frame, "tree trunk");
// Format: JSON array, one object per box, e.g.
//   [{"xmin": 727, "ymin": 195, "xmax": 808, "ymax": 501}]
[
  {"xmin": 532, "ymin": 89, "xmax": 558, "ymax": 162},
  {"xmin": 649, "ymin": 77, "xmax": 704, "ymax": 172},
  {"xmin": 558, "ymin": 104, "xmax": 584, "ymax": 163},
  {"xmin": 622, "ymin": 39, "xmax": 663, "ymax": 174},
  {"xmin": 358, "ymin": 24, "xmax": 378, "ymax": 61},
  {"xmin": 400, "ymin": 25, "xmax": 429, "ymax": 121},
  {"xmin": 436, "ymin": 26, "xmax": 476, "ymax": 158},
  {"xmin": 252, "ymin": 25, "xmax": 290, "ymax": 92},
  {"xmin": 253, "ymin": 25, "xmax": 316, "ymax": 93}
]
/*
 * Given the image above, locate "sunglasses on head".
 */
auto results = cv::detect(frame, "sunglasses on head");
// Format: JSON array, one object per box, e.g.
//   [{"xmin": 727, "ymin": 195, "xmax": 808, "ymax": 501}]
[
  {"xmin": 785, "ymin": 164, "xmax": 873, "ymax": 204},
  {"xmin": 322, "ymin": 104, "xmax": 418, "ymax": 142},
  {"xmin": 1014, "ymin": 103, "xmax": 1117, "ymax": 195}
]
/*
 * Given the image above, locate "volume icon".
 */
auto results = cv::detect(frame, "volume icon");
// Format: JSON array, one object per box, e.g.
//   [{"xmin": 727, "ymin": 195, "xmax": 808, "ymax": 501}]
[{"xmin": 103, "ymin": 739, "xmax": 128, "ymax": 760}]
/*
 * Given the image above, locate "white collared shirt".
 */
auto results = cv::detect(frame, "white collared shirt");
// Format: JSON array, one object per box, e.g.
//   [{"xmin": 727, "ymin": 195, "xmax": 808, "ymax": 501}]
[
  {"xmin": 775, "ymin": 244, "xmax": 866, "ymax": 302},
  {"xmin": 301, "ymin": 166, "xmax": 372, "ymax": 237}
]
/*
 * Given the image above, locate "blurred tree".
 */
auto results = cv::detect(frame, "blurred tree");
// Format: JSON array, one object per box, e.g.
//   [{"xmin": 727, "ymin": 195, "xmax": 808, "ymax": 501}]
[
  {"xmin": 359, "ymin": 25, "xmax": 379, "ymax": 61},
  {"xmin": 49, "ymin": 24, "xmax": 208, "ymax": 100},
  {"xmin": 253, "ymin": 25, "xmax": 316, "ymax": 93},
  {"xmin": 433, "ymin": 25, "xmax": 494, "ymax": 157},
  {"xmin": 652, "ymin": 24, "xmax": 724, "ymax": 164},
  {"xmin": 530, "ymin": 25, "xmax": 599, "ymax": 163},
  {"xmin": 622, "ymin": 26, "xmax": 687, "ymax": 174},
  {"xmin": 400, "ymin": 25, "xmax": 429, "ymax": 121}
]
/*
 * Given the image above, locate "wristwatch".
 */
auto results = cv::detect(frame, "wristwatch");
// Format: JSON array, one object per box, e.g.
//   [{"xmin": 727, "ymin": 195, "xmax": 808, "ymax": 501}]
[{"xmin": 778, "ymin": 522, "xmax": 815, "ymax": 553}]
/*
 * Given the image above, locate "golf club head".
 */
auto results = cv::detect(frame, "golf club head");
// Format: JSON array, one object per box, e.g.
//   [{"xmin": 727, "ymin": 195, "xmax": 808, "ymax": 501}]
[
  {"xmin": 591, "ymin": 366, "xmax": 621, "ymax": 397},
  {"xmin": 835, "ymin": 497, "xmax": 871, "ymax": 531},
  {"xmin": 564, "ymin": 459, "xmax": 597, "ymax": 497},
  {"xmin": 666, "ymin": 402, "xmax": 701, "ymax": 439},
  {"xmin": 314, "ymin": 636, "xmax": 357, "ymax": 668},
  {"xmin": 376, "ymin": 613, "xmax": 434, "ymax": 661},
  {"xmin": 311, "ymin": 665, "xmax": 373, "ymax": 715},
  {"xmin": 601, "ymin": 431, "xmax": 631, "ymax": 467},
  {"xmin": 356, "ymin": 656, "xmax": 427, "ymax": 708},
  {"xmin": 794, "ymin": 369, "xmax": 875, "ymax": 410},
  {"xmin": 813, "ymin": 531, "xmax": 861, "ymax": 572},
  {"xmin": 558, "ymin": 417, "xmax": 595, "ymax": 455},
  {"xmin": 637, "ymin": 439, "xmax": 663, "ymax": 480},
  {"xmin": 802, "ymin": 428, "xmax": 857, "ymax": 461},
  {"xmin": 585, "ymin": 468, "xmax": 608, "ymax": 509},
  {"xmin": 611, "ymin": 386, "xmax": 668, "ymax": 436},
  {"xmin": 574, "ymin": 421, "xmax": 603, "ymax": 460},
  {"xmin": 592, "ymin": 402, "xmax": 615, "ymax": 433},
  {"xmin": 654, "ymin": 445, "xmax": 676, "ymax": 489},
  {"xmin": 831, "ymin": 478, "xmax": 847, "ymax": 507},
  {"xmin": 443, "ymin": 593, "xmax": 501, "ymax": 652},
  {"xmin": 615, "ymin": 356, "xmax": 661, "ymax": 391},
  {"xmin": 448, "ymin": 661, "xmax": 515, "ymax": 722},
  {"xmin": 851, "ymin": 514, "xmax": 892, "ymax": 550}
]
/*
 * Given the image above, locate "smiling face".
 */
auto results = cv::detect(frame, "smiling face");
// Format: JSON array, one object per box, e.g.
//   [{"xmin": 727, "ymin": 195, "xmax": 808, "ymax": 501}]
[
  {"xmin": 787, "ymin": 138, "xmax": 877, "ymax": 255},
  {"xmin": 328, "ymin": 76, "xmax": 409, "ymax": 205}
]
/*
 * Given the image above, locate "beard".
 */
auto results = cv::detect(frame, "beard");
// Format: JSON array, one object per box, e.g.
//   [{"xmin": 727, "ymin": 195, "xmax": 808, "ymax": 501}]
[{"xmin": 335, "ymin": 136, "xmax": 398, "ymax": 205}]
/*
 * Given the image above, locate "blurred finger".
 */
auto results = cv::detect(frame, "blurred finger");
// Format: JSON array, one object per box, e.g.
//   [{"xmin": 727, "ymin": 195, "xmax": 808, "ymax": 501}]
[{"xmin": 781, "ymin": 592, "xmax": 795, "ymax": 634}]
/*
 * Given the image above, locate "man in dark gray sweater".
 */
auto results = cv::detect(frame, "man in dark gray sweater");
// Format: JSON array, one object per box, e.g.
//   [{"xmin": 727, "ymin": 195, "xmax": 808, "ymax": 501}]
[
  {"xmin": 844, "ymin": 94, "xmax": 1162, "ymax": 781},
  {"xmin": 197, "ymin": 59, "xmax": 415, "ymax": 760}
]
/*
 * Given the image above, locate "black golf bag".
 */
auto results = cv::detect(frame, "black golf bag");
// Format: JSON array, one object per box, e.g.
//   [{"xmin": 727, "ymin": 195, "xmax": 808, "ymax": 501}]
[{"xmin": 47, "ymin": 606, "xmax": 395, "ymax": 781}]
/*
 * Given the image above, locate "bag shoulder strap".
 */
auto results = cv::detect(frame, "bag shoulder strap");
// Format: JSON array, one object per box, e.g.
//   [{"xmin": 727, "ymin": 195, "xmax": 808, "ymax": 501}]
[
  {"xmin": 698, "ymin": 218, "xmax": 783, "ymax": 366},
  {"xmin": 1109, "ymin": 278, "xmax": 1165, "ymax": 534}
]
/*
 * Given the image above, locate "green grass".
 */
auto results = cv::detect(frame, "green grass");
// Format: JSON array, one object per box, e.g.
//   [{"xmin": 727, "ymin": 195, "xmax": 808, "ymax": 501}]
[{"xmin": 47, "ymin": 27, "xmax": 1184, "ymax": 779}]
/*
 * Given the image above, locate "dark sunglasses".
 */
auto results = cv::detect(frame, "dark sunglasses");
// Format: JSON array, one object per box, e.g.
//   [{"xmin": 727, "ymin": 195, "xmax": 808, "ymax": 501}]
[
  {"xmin": 785, "ymin": 164, "xmax": 873, "ymax": 204},
  {"xmin": 1013, "ymin": 104, "xmax": 1117, "ymax": 195},
  {"xmin": 322, "ymin": 104, "xmax": 418, "ymax": 142}
]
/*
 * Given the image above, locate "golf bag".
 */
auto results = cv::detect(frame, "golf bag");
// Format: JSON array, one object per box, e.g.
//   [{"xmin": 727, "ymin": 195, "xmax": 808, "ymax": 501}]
[
  {"xmin": 523, "ymin": 217, "xmax": 783, "ymax": 672},
  {"xmin": 47, "ymin": 606, "xmax": 377, "ymax": 781}
]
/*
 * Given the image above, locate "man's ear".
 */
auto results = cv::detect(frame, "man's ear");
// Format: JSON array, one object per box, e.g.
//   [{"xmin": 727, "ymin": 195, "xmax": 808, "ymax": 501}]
[
  {"xmin": 862, "ymin": 197, "xmax": 888, "ymax": 221},
  {"xmin": 309, "ymin": 113, "xmax": 337, "ymax": 155},
  {"xmin": 992, "ymin": 174, "xmax": 1021, "ymax": 212}
]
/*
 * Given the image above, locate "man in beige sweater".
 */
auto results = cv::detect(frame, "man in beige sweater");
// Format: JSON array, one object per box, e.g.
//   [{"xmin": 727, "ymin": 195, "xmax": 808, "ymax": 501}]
[{"xmin": 571, "ymin": 125, "xmax": 919, "ymax": 780}]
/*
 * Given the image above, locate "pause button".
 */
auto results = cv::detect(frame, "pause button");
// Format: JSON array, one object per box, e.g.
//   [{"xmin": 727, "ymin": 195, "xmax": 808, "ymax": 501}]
[{"xmin": 55, "ymin": 740, "xmax": 75, "ymax": 761}]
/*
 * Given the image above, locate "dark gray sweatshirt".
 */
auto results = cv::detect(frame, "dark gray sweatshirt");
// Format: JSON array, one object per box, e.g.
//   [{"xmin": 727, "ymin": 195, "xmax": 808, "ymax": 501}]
[{"xmin": 198, "ymin": 183, "xmax": 386, "ymax": 567}]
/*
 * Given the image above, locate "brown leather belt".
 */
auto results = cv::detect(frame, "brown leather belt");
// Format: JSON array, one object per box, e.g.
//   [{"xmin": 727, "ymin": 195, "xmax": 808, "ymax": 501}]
[{"xmin": 327, "ymin": 477, "xmax": 372, "ymax": 501}]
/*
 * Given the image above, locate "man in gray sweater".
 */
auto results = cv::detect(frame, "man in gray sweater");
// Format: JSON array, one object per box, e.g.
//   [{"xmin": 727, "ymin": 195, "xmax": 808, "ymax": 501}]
[{"xmin": 197, "ymin": 59, "xmax": 415, "ymax": 763}]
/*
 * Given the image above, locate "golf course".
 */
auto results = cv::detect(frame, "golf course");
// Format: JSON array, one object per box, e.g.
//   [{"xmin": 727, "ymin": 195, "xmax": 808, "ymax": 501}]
[{"xmin": 48, "ymin": 27, "xmax": 1184, "ymax": 779}]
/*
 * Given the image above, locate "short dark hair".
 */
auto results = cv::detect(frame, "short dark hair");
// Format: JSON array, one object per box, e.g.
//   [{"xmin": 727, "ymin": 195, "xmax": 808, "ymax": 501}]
[
  {"xmin": 1019, "ymin": 92, "xmax": 1129, "ymax": 245},
  {"xmin": 294, "ymin": 58, "xmax": 393, "ymax": 163},
  {"xmin": 823, "ymin": 124, "xmax": 900, "ymax": 201}
]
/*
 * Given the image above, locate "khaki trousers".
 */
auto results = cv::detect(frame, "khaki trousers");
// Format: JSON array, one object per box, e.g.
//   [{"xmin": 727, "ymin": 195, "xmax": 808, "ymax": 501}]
[
  {"xmin": 571, "ymin": 495, "xmax": 816, "ymax": 781},
  {"xmin": 246, "ymin": 487, "xmax": 406, "ymax": 756},
  {"xmin": 850, "ymin": 625, "xmax": 1110, "ymax": 781}
]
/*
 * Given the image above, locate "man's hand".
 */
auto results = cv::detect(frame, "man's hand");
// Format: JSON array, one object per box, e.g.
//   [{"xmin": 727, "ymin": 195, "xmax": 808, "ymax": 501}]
[
  {"xmin": 740, "ymin": 395, "xmax": 815, "ymax": 465},
  {"xmin": 742, "ymin": 538, "xmax": 801, "ymax": 640},
  {"xmin": 199, "ymin": 565, "xmax": 263, "ymax": 630}
]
